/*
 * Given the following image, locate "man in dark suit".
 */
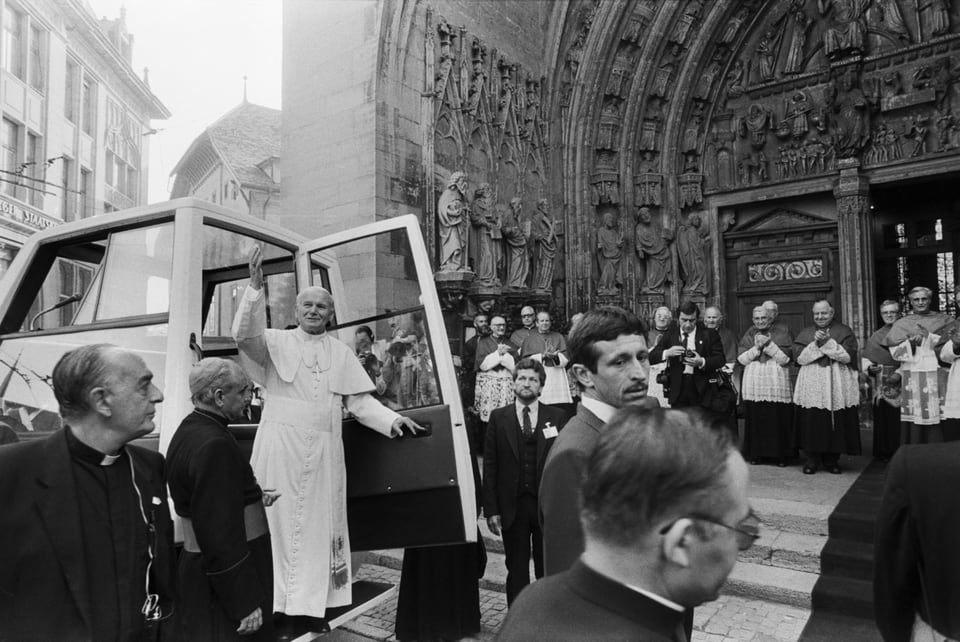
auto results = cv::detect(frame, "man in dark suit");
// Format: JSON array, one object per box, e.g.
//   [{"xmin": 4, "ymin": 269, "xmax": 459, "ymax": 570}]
[
  {"xmin": 874, "ymin": 442, "xmax": 960, "ymax": 641},
  {"xmin": 484, "ymin": 358, "xmax": 569, "ymax": 605},
  {"xmin": 540, "ymin": 306, "xmax": 658, "ymax": 577},
  {"xmin": 0, "ymin": 344, "xmax": 176, "ymax": 641},
  {"xmin": 650, "ymin": 301, "xmax": 726, "ymax": 412},
  {"xmin": 500, "ymin": 407, "xmax": 755, "ymax": 641}
]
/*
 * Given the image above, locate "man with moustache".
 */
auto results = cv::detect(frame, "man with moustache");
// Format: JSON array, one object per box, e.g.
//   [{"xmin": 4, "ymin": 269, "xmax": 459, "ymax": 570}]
[
  {"xmin": 233, "ymin": 246, "xmax": 423, "ymax": 622},
  {"xmin": 500, "ymin": 408, "xmax": 756, "ymax": 641},
  {"xmin": 793, "ymin": 299, "xmax": 861, "ymax": 474},
  {"xmin": 166, "ymin": 358, "xmax": 275, "ymax": 640},
  {"xmin": 540, "ymin": 306, "xmax": 658, "ymax": 577},
  {"xmin": 0, "ymin": 344, "xmax": 175, "ymax": 640},
  {"xmin": 484, "ymin": 359, "xmax": 569, "ymax": 605}
]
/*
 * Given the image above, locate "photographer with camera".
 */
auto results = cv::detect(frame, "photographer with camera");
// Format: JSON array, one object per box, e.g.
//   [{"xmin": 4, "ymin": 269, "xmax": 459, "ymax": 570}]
[{"xmin": 650, "ymin": 302, "xmax": 726, "ymax": 419}]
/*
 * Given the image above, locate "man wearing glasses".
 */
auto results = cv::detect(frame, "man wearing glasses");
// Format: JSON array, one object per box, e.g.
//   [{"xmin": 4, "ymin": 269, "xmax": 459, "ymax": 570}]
[
  {"xmin": 500, "ymin": 407, "xmax": 756, "ymax": 641},
  {"xmin": 510, "ymin": 305, "xmax": 537, "ymax": 347}
]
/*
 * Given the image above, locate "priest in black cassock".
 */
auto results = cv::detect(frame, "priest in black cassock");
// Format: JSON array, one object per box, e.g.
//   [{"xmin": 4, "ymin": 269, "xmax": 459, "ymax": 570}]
[
  {"xmin": 0, "ymin": 343, "xmax": 176, "ymax": 641},
  {"xmin": 166, "ymin": 358, "xmax": 274, "ymax": 641}
]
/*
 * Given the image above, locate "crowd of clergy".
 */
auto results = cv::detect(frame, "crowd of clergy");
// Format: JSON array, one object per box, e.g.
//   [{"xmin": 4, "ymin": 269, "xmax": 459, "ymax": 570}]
[{"xmin": 462, "ymin": 285, "xmax": 960, "ymax": 476}]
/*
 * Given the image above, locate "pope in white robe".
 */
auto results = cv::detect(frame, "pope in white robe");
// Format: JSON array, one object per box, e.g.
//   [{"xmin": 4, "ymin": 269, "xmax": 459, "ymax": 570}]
[{"xmin": 232, "ymin": 246, "xmax": 422, "ymax": 618}]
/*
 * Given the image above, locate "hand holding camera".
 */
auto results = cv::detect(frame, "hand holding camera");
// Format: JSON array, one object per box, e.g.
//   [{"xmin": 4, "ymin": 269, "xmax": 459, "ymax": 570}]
[
  {"xmin": 682, "ymin": 349, "xmax": 703, "ymax": 369},
  {"xmin": 664, "ymin": 345, "xmax": 686, "ymax": 359}
]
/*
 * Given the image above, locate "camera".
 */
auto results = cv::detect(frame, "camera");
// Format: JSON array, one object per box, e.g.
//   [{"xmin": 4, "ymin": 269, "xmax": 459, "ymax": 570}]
[
  {"xmin": 656, "ymin": 369, "xmax": 670, "ymax": 387},
  {"xmin": 684, "ymin": 349, "xmax": 696, "ymax": 359}
]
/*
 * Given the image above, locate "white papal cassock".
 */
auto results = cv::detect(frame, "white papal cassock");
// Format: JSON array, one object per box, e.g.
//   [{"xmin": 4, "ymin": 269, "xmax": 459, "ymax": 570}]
[{"xmin": 233, "ymin": 286, "xmax": 399, "ymax": 617}]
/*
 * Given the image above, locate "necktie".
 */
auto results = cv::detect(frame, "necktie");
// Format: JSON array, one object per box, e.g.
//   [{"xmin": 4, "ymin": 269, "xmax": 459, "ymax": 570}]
[{"xmin": 522, "ymin": 406, "xmax": 533, "ymax": 438}]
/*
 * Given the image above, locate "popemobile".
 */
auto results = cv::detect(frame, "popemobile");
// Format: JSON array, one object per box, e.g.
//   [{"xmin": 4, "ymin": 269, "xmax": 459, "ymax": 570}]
[{"xmin": 0, "ymin": 197, "xmax": 476, "ymax": 634}]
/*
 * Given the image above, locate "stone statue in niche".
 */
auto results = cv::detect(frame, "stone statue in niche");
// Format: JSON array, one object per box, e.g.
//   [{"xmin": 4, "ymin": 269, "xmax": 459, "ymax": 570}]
[
  {"xmin": 784, "ymin": 90, "xmax": 812, "ymax": 139},
  {"xmin": 818, "ymin": 0, "xmax": 868, "ymax": 60},
  {"xmin": 470, "ymin": 183, "xmax": 502, "ymax": 286},
  {"xmin": 466, "ymin": 40, "xmax": 486, "ymax": 117},
  {"xmin": 723, "ymin": 60, "xmax": 746, "ymax": 102},
  {"xmin": 502, "ymin": 197, "xmax": 530, "ymax": 289},
  {"xmin": 594, "ymin": 209, "xmax": 625, "ymax": 296},
  {"xmin": 437, "ymin": 172, "xmax": 469, "ymax": 272},
  {"xmin": 756, "ymin": 29, "xmax": 779, "ymax": 82},
  {"xmin": 669, "ymin": 0, "xmax": 704, "ymax": 55},
  {"xmin": 919, "ymin": 0, "xmax": 951, "ymax": 40},
  {"xmin": 784, "ymin": 0, "xmax": 814, "ymax": 74},
  {"xmin": 741, "ymin": 103, "xmax": 774, "ymax": 149},
  {"xmin": 531, "ymin": 198, "xmax": 558, "ymax": 292},
  {"xmin": 677, "ymin": 213, "xmax": 709, "ymax": 296},
  {"xmin": 634, "ymin": 206, "xmax": 673, "ymax": 294},
  {"xmin": 870, "ymin": 0, "xmax": 909, "ymax": 43},
  {"xmin": 907, "ymin": 114, "xmax": 930, "ymax": 156},
  {"xmin": 828, "ymin": 67, "xmax": 872, "ymax": 158},
  {"xmin": 931, "ymin": 58, "xmax": 955, "ymax": 112},
  {"xmin": 522, "ymin": 81, "xmax": 540, "ymax": 140},
  {"xmin": 694, "ymin": 52, "xmax": 724, "ymax": 101},
  {"xmin": 496, "ymin": 61, "xmax": 514, "ymax": 128},
  {"xmin": 720, "ymin": 6, "xmax": 751, "ymax": 45},
  {"xmin": 652, "ymin": 62, "xmax": 674, "ymax": 98},
  {"xmin": 435, "ymin": 19, "xmax": 456, "ymax": 99},
  {"xmin": 937, "ymin": 111, "xmax": 957, "ymax": 149}
]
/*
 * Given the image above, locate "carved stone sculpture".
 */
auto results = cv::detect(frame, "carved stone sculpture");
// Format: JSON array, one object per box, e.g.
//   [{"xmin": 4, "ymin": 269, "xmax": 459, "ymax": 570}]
[
  {"xmin": 595, "ymin": 209, "xmax": 625, "ymax": 296},
  {"xmin": 502, "ymin": 197, "xmax": 530, "ymax": 289},
  {"xmin": 784, "ymin": 0, "xmax": 813, "ymax": 74},
  {"xmin": 531, "ymin": 199, "xmax": 558, "ymax": 292},
  {"xmin": 436, "ymin": 172, "xmax": 469, "ymax": 272},
  {"xmin": 907, "ymin": 115, "xmax": 930, "ymax": 156},
  {"xmin": 634, "ymin": 206, "xmax": 673, "ymax": 294},
  {"xmin": 677, "ymin": 213, "xmax": 709, "ymax": 295},
  {"xmin": 470, "ymin": 183, "xmax": 502, "ymax": 286},
  {"xmin": 818, "ymin": 0, "xmax": 868, "ymax": 60},
  {"xmin": 920, "ymin": 0, "xmax": 951, "ymax": 41},
  {"xmin": 872, "ymin": 0, "xmax": 909, "ymax": 43},
  {"xmin": 830, "ymin": 68, "xmax": 872, "ymax": 158},
  {"xmin": 756, "ymin": 29, "xmax": 778, "ymax": 81}
]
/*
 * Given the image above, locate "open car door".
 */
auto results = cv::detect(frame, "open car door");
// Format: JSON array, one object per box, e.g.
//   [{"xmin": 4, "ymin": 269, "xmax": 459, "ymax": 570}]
[{"xmin": 297, "ymin": 215, "xmax": 477, "ymax": 552}]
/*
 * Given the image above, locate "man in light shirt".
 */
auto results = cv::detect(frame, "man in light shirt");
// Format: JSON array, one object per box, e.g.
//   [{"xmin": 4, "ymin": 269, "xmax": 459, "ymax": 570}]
[{"xmin": 500, "ymin": 407, "xmax": 755, "ymax": 641}]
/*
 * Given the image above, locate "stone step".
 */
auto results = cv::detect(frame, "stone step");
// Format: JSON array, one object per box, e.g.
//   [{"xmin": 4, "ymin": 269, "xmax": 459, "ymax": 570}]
[
  {"xmin": 362, "ymin": 544, "xmax": 820, "ymax": 609},
  {"xmin": 752, "ymin": 497, "xmax": 832, "ymax": 537}
]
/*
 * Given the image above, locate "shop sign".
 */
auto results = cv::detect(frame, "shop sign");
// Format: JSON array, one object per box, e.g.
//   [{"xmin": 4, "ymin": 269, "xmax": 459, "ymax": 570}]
[{"xmin": 0, "ymin": 197, "xmax": 57, "ymax": 231}]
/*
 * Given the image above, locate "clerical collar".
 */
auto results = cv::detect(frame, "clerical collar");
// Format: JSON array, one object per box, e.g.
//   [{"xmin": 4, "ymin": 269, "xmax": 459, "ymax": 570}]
[
  {"xmin": 192, "ymin": 408, "xmax": 229, "ymax": 427},
  {"xmin": 65, "ymin": 424, "xmax": 124, "ymax": 466},
  {"xmin": 296, "ymin": 327, "xmax": 327, "ymax": 341}
]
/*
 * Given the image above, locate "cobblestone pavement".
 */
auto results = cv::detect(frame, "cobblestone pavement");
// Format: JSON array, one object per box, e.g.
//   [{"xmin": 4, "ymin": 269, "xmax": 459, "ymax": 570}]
[{"xmin": 341, "ymin": 564, "xmax": 810, "ymax": 641}]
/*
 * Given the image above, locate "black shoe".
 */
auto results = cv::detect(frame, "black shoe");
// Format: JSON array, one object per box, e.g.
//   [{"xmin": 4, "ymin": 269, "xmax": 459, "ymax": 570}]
[
  {"xmin": 803, "ymin": 466, "xmax": 816, "ymax": 475},
  {"xmin": 777, "ymin": 460, "xmax": 787, "ymax": 467},
  {"xmin": 828, "ymin": 465, "xmax": 841, "ymax": 474}
]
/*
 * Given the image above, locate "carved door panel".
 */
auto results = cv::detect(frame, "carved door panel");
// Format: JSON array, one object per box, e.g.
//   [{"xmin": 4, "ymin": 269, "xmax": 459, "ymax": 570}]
[{"xmin": 724, "ymin": 225, "xmax": 841, "ymax": 341}]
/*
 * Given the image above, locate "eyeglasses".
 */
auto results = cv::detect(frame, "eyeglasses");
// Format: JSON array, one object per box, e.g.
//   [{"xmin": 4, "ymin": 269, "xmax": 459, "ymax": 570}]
[
  {"xmin": 659, "ymin": 509, "xmax": 761, "ymax": 551},
  {"xmin": 491, "ymin": 324, "xmax": 506, "ymax": 328}
]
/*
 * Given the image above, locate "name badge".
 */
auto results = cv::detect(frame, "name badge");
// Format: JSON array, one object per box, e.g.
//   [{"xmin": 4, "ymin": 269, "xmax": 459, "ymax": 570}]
[{"xmin": 542, "ymin": 423, "xmax": 558, "ymax": 439}]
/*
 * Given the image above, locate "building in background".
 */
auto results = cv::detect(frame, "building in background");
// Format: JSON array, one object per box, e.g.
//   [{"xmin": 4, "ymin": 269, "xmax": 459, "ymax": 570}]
[
  {"xmin": 169, "ymin": 100, "xmax": 280, "ymax": 221},
  {"xmin": 0, "ymin": 0, "xmax": 168, "ymax": 277}
]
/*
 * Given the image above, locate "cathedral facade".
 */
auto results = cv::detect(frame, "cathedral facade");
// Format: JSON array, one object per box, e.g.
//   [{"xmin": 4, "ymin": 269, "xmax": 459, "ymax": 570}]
[{"xmin": 283, "ymin": 0, "xmax": 960, "ymax": 347}]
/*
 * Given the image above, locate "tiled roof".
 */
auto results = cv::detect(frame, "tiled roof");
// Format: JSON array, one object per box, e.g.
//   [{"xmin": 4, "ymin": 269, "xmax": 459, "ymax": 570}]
[
  {"xmin": 172, "ymin": 101, "xmax": 280, "ymax": 193},
  {"xmin": 207, "ymin": 102, "xmax": 281, "ymax": 190}
]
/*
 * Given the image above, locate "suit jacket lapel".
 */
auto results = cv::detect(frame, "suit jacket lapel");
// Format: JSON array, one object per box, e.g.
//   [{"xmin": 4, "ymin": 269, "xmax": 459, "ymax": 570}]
[
  {"xmin": 534, "ymin": 402, "xmax": 549, "ymax": 466},
  {"xmin": 504, "ymin": 406, "xmax": 521, "ymax": 462},
  {"xmin": 35, "ymin": 430, "xmax": 92, "ymax": 632}
]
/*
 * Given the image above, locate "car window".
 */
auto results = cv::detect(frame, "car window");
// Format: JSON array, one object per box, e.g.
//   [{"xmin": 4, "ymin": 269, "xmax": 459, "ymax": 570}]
[{"xmin": 308, "ymin": 228, "xmax": 442, "ymax": 412}]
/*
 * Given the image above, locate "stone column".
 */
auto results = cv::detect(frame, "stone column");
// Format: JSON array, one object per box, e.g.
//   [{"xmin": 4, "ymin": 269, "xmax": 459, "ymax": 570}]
[{"xmin": 834, "ymin": 159, "xmax": 875, "ymax": 345}]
